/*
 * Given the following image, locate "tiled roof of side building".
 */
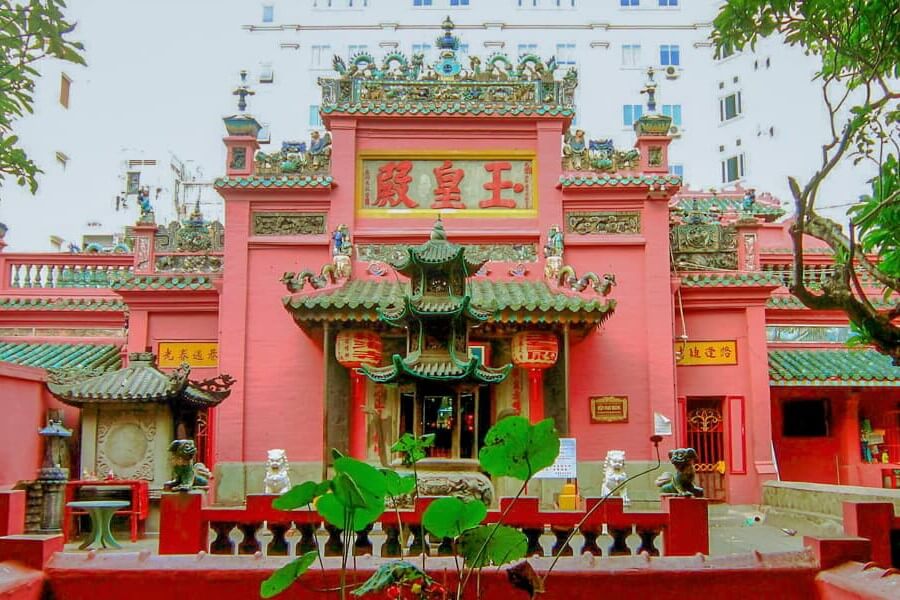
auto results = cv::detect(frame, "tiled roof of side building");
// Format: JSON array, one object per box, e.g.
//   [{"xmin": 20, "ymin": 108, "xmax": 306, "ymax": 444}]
[
  {"xmin": 0, "ymin": 342, "xmax": 121, "ymax": 371},
  {"xmin": 0, "ymin": 297, "xmax": 125, "ymax": 311},
  {"xmin": 769, "ymin": 348, "xmax": 900, "ymax": 387}
]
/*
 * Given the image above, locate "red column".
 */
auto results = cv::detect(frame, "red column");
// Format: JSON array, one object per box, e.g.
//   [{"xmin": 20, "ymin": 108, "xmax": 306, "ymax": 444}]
[
  {"xmin": 349, "ymin": 370, "xmax": 368, "ymax": 459},
  {"xmin": 528, "ymin": 368, "xmax": 544, "ymax": 423},
  {"xmin": 662, "ymin": 496, "xmax": 709, "ymax": 556},
  {"xmin": 159, "ymin": 492, "xmax": 205, "ymax": 554},
  {"xmin": 837, "ymin": 395, "xmax": 861, "ymax": 485}
]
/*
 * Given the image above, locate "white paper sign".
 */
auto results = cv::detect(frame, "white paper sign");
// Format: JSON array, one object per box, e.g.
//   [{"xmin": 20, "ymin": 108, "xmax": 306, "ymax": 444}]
[
  {"xmin": 533, "ymin": 438, "xmax": 577, "ymax": 479},
  {"xmin": 654, "ymin": 413, "xmax": 673, "ymax": 436}
]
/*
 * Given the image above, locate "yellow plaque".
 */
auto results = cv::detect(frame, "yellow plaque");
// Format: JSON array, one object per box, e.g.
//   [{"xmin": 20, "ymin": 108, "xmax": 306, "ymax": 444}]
[
  {"xmin": 158, "ymin": 342, "xmax": 219, "ymax": 368},
  {"xmin": 590, "ymin": 396, "xmax": 628, "ymax": 423},
  {"xmin": 675, "ymin": 340, "xmax": 737, "ymax": 366}
]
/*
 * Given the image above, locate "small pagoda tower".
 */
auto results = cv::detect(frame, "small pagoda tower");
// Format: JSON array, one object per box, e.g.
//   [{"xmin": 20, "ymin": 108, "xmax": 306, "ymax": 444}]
[{"xmin": 362, "ymin": 219, "xmax": 512, "ymax": 384}]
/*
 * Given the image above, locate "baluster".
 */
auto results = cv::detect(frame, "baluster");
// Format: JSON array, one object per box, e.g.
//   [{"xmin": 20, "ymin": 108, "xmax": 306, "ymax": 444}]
[
  {"xmin": 237, "ymin": 522, "xmax": 262, "ymax": 554},
  {"xmin": 11, "ymin": 264, "xmax": 21, "ymax": 288},
  {"xmin": 522, "ymin": 527, "xmax": 544, "ymax": 557},
  {"xmin": 21, "ymin": 264, "xmax": 32, "ymax": 288},
  {"xmin": 297, "ymin": 522, "xmax": 319, "ymax": 555},
  {"xmin": 636, "ymin": 528, "xmax": 660, "ymax": 556},
  {"xmin": 381, "ymin": 523, "xmax": 402, "ymax": 558},
  {"xmin": 32, "ymin": 264, "xmax": 43, "ymax": 288},
  {"xmin": 83, "ymin": 266, "xmax": 95, "ymax": 288},
  {"xmin": 49, "ymin": 265, "xmax": 59, "ymax": 288},
  {"xmin": 550, "ymin": 526, "xmax": 573, "ymax": 557},
  {"xmin": 579, "ymin": 526, "xmax": 602, "ymax": 556},
  {"xmin": 323, "ymin": 523, "xmax": 344, "ymax": 557},
  {"xmin": 608, "ymin": 526, "xmax": 632, "ymax": 556},
  {"xmin": 59, "ymin": 266, "xmax": 73, "ymax": 287},
  {"xmin": 354, "ymin": 524, "xmax": 374, "ymax": 556},
  {"xmin": 72, "ymin": 266, "xmax": 84, "ymax": 287},
  {"xmin": 267, "ymin": 522, "xmax": 291, "ymax": 556},
  {"xmin": 209, "ymin": 521, "xmax": 236, "ymax": 554},
  {"xmin": 407, "ymin": 524, "xmax": 429, "ymax": 556}
]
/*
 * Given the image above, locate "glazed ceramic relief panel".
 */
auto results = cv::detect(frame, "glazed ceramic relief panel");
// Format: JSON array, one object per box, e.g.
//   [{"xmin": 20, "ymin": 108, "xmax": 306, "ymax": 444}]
[
  {"xmin": 358, "ymin": 153, "xmax": 536, "ymax": 216},
  {"xmin": 91, "ymin": 404, "xmax": 173, "ymax": 486}
]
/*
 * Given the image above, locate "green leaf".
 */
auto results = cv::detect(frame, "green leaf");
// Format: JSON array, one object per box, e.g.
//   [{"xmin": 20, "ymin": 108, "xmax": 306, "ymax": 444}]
[
  {"xmin": 316, "ymin": 493, "xmax": 384, "ymax": 531},
  {"xmin": 422, "ymin": 497, "xmax": 486, "ymax": 539},
  {"xmin": 391, "ymin": 433, "xmax": 436, "ymax": 466},
  {"xmin": 380, "ymin": 469, "xmax": 417, "ymax": 497},
  {"xmin": 259, "ymin": 550, "xmax": 318, "ymax": 598},
  {"xmin": 334, "ymin": 457, "xmax": 387, "ymax": 498},
  {"xmin": 478, "ymin": 417, "xmax": 560, "ymax": 480},
  {"xmin": 458, "ymin": 525, "xmax": 527, "ymax": 569},
  {"xmin": 272, "ymin": 481, "xmax": 320, "ymax": 511}
]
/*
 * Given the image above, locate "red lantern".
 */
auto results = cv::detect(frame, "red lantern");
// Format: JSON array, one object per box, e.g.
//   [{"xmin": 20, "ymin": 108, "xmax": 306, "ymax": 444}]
[
  {"xmin": 335, "ymin": 330, "xmax": 382, "ymax": 459},
  {"xmin": 511, "ymin": 331, "xmax": 558, "ymax": 424},
  {"xmin": 335, "ymin": 330, "xmax": 382, "ymax": 368}
]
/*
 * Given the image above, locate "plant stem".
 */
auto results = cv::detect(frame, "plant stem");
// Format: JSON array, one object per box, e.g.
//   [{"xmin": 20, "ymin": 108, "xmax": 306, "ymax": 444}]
[
  {"xmin": 412, "ymin": 461, "xmax": 426, "ymax": 572},
  {"xmin": 340, "ymin": 509, "xmax": 352, "ymax": 600},
  {"xmin": 307, "ymin": 503, "xmax": 327, "ymax": 577},
  {"xmin": 539, "ymin": 445, "xmax": 663, "ymax": 587}
]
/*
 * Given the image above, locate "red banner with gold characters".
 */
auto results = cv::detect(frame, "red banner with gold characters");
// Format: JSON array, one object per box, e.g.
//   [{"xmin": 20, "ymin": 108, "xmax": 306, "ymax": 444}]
[
  {"xmin": 675, "ymin": 340, "xmax": 738, "ymax": 366},
  {"xmin": 158, "ymin": 342, "xmax": 219, "ymax": 367}
]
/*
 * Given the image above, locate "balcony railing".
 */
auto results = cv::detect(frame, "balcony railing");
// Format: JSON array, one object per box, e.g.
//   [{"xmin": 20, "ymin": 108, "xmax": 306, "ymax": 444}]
[{"xmin": 0, "ymin": 253, "xmax": 133, "ymax": 290}]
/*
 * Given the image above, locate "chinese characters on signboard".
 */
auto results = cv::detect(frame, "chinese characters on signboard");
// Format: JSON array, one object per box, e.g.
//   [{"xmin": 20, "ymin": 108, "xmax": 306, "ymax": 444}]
[
  {"xmin": 360, "ymin": 157, "xmax": 534, "ymax": 213},
  {"xmin": 675, "ymin": 340, "xmax": 738, "ymax": 366},
  {"xmin": 158, "ymin": 342, "xmax": 219, "ymax": 368},
  {"xmin": 589, "ymin": 396, "xmax": 628, "ymax": 423}
]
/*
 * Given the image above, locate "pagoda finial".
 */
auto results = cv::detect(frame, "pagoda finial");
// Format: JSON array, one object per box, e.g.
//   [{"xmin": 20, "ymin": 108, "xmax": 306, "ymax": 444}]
[
  {"xmin": 232, "ymin": 69, "xmax": 255, "ymax": 113},
  {"xmin": 189, "ymin": 197, "xmax": 203, "ymax": 223},
  {"xmin": 430, "ymin": 217, "xmax": 447, "ymax": 241},
  {"xmin": 436, "ymin": 16, "xmax": 459, "ymax": 52},
  {"xmin": 640, "ymin": 66, "xmax": 658, "ymax": 113}
]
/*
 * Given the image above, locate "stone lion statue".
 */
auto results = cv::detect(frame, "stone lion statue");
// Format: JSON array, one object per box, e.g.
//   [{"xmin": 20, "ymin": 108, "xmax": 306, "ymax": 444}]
[
  {"xmin": 164, "ymin": 439, "xmax": 210, "ymax": 492},
  {"xmin": 655, "ymin": 447, "xmax": 704, "ymax": 497},
  {"xmin": 264, "ymin": 448, "xmax": 292, "ymax": 495},
  {"xmin": 601, "ymin": 450, "xmax": 629, "ymax": 505}
]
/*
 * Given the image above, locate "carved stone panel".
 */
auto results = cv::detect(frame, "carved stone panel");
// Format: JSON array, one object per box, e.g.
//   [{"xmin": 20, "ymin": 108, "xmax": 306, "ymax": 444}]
[
  {"xmin": 670, "ymin": 223, "xmax": 738, "ymax": 270},
  {"xmin": 95, "ymin": 406, "xmax": 161, "ymax": 481},
  {"xmin": 566, "ymin": 211, "xmax": 641, "ymax": 235},
  {"xmin": 252, "ymin": 213, "xmax": 326, "ymax": 236},
  {"xmin": 357, "ymin": 243, "xmax": 537, "ymax": 264}
]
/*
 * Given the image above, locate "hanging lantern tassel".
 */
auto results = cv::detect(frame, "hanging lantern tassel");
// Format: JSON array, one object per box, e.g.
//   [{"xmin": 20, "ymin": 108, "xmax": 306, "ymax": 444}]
[{"xmin": 511, "ymin": 331, "xmax": 559, "ymax": 423}]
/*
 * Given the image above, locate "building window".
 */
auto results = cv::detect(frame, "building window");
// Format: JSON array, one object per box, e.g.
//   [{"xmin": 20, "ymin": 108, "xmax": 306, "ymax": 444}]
[
  {"xmin": 621, "ymin": 44, "xmax": 641, "ymax": 67},
  {"xmin": 348, "ymin": 44, "xmax": 368, "ymax": 55},
  {"xmin": 669, "ymin": 164, "xmax": 684, "ymax": 178},
  {"xmin": 457, "ymin": 43, "xmax": 469, "ymax": 55},
  {"xmin": 412, "ymin": 43, "xmax": 433, "ymax": 59},
  {"xmin": 517, "ymin": 43, "xmax": 538, "ymax": 56},
  {"xmin": 555, "ymin": 43, "xmax": 576, "ymax": 65},
  {"xmin": 658, "ymin": 0, "xmax": 677, "ymax": 5},
  {"xmin": 557, "ymin": 0, "xmax": 576, "ymax": 5},
  {"xmin": 311, "ymin": 44, "xmax": 331, "ymax": 68},
  {"xmin": 716, "ymin": 44, "xmax": 735, "ymax": 60},
  {"xmin": 661, "ymin": 104, "xmax": 682, "ymax": 126},
  {"xmin": 518, "ymin": 0, "xmax": 538, "ymax": 6},
  {"xmin": 309, "ymin": 105, "xmax": 323, "ymax": 128},
  {"xmin": 259, "ymin": 63, "xmax": 274, "ymax": 83},
  {"xmin": 623, "ymin": 104, "xmax": 643, "ymax": 126},
  {"xmin": 262, "ymin": 5, "xmax": 274, "ymax": 22},
  {"xmin": 721, "ymin": 153, "xmax": 745, "ymax": 183},
  {"xmin": 620, "ymin": 0, "xmax": 639, "ymax": 6},
  {"xmin": 126, "ymin": 171, "xmax": 141, "ymax": 194},
  {"xmin": 59, "ymin": 73, "xmax": 71, "ymax": 108},
  {"xmin": 450, "ymin": 0, "xmax": 469, "ymax": 5},
  {"xmin": 413, "ymin": 0, "xmax": 432, "ymax": 5},
  {"xmin": 55, "ymin": 151, "xmax": 69, "ymax": 169},
  {"xmin": 659, "ymin": 44, "xmax": 680, "ymax": 66},
  {"xmin": 719, "ymin": 92, "xmax": 742, "ymax": 121},
  {"xmin": 782, "ymin": 399, "xmax": 829, "ymax": 437}
]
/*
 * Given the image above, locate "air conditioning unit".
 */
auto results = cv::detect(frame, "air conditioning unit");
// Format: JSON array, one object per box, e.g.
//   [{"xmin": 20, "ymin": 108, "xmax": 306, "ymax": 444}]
[
  {"xmin": 669, "ymin": 125, "xmax": 682, "ymax": 137},
  {"xmin": 665, "ymin": 65, "xmax": 680, "ymax": 79}
]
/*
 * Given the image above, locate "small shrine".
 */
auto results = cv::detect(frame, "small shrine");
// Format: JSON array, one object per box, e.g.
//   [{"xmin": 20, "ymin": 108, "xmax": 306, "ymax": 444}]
[{"xmin": 47, "ymin": 353, "xmax": 234, "ymax": 488}]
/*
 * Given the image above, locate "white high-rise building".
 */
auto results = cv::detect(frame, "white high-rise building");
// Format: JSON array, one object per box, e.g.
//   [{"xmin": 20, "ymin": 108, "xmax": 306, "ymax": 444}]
[{"xmin": 0, "ymin": 0, "xmax": 867, "ymax": 251}]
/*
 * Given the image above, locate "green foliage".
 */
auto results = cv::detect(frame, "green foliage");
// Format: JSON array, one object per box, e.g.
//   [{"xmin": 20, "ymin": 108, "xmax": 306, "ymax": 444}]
[
  {"xmin": 351, "ymin": 561, "xmax": 435, "ymax": 597},
  {"xmin": 380, "ymin": 468, "xmax": 417, "ymax": 497},
  {"xmin": 272, "ymin": 481, "xmax": 329, "ymax": 511},
  {"xmin": 391, "ymin": 432, "xmax": 435, "ymax": 466},
  {"xmin": 457, "ymin": 525, "xmax": 527, "ymax": 568},
  {"xmin": 317, "ymin": 457, "xmax": 386, "ymax": 531},
  {"xmin": 422, "ymin": 497, "xmax": 487, "ymax": 539},
  {"xmin": 0, "ymin": 0, "xmax": 85, "ymax": 193},
  {"xmin": 850, "ymin": 155, "xmax": 900, "ymax": 280},
  {"xmin": 260, "ymin": 550, "xmax": 318, "ymax": 598},
  {"xmin": 478, "ymin": 417, "xmax": 560, "ymax": 480}
]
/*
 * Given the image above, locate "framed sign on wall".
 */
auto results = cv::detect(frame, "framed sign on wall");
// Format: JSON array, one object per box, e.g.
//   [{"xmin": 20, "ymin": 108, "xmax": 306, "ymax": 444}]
[{"xmin": 590, "ymin": 395, "xmax": 628, "ymax": 423}]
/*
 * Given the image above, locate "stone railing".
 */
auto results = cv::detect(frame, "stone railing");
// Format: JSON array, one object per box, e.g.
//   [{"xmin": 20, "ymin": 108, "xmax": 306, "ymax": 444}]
[
  {"xmin": 159, "ymin": 493, "xmax": 708, "ymax": 558},
  {"xmin": 0, "ymin": 253, "xmax": 134, "ymax": 290}
]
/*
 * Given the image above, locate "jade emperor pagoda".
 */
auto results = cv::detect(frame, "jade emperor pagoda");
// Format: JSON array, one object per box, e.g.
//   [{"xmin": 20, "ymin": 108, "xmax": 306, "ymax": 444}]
[{"xmin": 1, "ymin": 22, "xmax": 899, "ymax": 575}]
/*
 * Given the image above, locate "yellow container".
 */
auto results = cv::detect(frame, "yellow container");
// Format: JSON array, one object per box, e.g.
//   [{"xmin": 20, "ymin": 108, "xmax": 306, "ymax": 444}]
[{"xmin": 558, "ymin": 483, "xmax": 579, "ymax": 510}]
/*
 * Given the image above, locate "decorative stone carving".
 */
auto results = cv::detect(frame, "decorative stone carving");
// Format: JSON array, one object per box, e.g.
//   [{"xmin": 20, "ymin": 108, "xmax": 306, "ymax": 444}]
[
  {"xmin": 556, "ymin": 266, "xmax": 616, "ymax": 296},
  {"xmin": 655, "ymin": 447, "xmax": 704, "ymax": 497},
  {"xmin": 601, "ymin": 450, "xmax": 629, "ymax": 505},
  {"xmin": 230, "ymin": 147, "xmax": 246, "ymax": 170},
  {"xmin": 154, "ymin": 220, "xmax": 225, "ymax": 252},
  {"xmin": 389, "ymin": 469, "xmax": 494, "ymax": 508},
  {"xmin": 253, "ymin": 213, "xmax": 326, "ymax": 236},
  {"xmin": 566, "ymin": 211, "xmax": 641, "ymax": 235},
  {"xmin": 264, "ymin": 449, "xmax": 291, "ymax": 495},
  {"xmin": 586, "ymin": 139, "xmax": 640, "ymax": 172},
  {"xmin": 542, "ymin": 225, "xmax": 564, "ymax": 280},
  {"xmin": 648, "ymin": 146, "xmax": 663, "ymax": 166},
  {"xmin": 670, "ymin": 223, "xmax": 738, "ymax": 271},
  {"xmin": 155, "ymin": 254, "xmax": 223, "ymax": 273},
  {"xmin": 357, "ymin": 243, "xmax": 538, "ymax": 264},
  {"xmin": 562, "ymin": 128, "xmax": 590, "ymax": 171},
  {"xmin": 255, "ymin": 132, "xmax": 332, "ymax": 178},
  {"xmin": 743, "ymin": 233, "xmax": 758, "ymax": 271},
  {"xmin": 164, "ymin": 439, "xmax": 210, "ymax": 492},
  {"xmin": 96, "ymin": 409, "xmax": 157, "ymax": 481}
]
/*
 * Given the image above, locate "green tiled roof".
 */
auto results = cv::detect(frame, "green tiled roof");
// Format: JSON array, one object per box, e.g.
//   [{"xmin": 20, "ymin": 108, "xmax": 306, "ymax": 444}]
[
  {"xmin": 559, "ymin": 174, "xmax": 681, "ymax": 188},
  {"xmin": 284, "ymin": 279, "xmax": 615, "ymax": 325},
  {"xmin": 109, "ymin": 275, "xmax": 216, "ymax": 291},
  {"xmin": 767, "ymin": 295, "xmax": 899, "ymax": 310},
  {"xmin": 0, "ymin": 297, "xmax": 125, "ymax": 311},
  {"xmin": 214, "ymin": 175, "xmax": 333, "ymax": 189},
  {"xmin": 0, "ymin": 342, "xmax": 121, "ymax": 371},
  {"xmin": 769, "ymin": 349, "xmax": 900, "ymax": 387},
  {"xmin": 672, "ymin": 195, "xmax": 785, "ymax": 221},
  {"xmin": 321, "ymin": 103, "xmax": 574, "ymax": 118},
  {"xmin": 680, "ymin": 272, "xmax": 784, "ymax": 287}
]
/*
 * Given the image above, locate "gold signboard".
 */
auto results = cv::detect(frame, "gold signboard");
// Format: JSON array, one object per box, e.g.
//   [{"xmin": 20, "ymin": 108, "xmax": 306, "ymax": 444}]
[
  {"xmin": 358, "ymin": 152, "xmax": 536, "ymax": 217},
  {"xmin": 158, "ymin": 342, "xmax": 219, "ymax": 368},
  {"xmin": 675, "ymin": 340, "xmax": 738, "ymax": 366},
  {"xmin": 590, "ymin": 396, "xmax": 628, "ymax": 423}
]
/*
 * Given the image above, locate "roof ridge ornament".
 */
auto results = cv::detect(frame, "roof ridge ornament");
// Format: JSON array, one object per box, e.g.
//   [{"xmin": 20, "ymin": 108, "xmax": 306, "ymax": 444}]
[{"xmin": 232, "ymin": 69, "xmax": 255, "ymax": 113}]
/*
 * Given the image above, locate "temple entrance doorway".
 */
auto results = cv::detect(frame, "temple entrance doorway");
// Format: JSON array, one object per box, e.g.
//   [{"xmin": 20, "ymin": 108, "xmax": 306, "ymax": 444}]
[
  {"xmin": 685, "ymin": 397, "xmax": 727, "ymax": 502},
  {"xmin": 399, "ymin": 384, "xmax": 490, "ymax": 460}
]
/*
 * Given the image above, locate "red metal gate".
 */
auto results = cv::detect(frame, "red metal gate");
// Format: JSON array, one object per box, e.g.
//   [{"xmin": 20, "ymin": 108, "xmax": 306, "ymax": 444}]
[{"xmin": 686, "ymin": 399, "xmax": 727, "ymax": 501}]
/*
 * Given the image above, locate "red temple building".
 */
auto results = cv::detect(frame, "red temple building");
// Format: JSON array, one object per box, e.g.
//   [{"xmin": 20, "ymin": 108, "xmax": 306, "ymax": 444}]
[{"xmin": 1, "ymin": 19, "xmax": 898, "ymax": 525}]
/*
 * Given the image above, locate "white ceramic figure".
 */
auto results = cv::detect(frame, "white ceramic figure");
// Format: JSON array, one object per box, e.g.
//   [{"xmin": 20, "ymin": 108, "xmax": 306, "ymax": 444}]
[
  {"xmin": 264, "ymin": 449, "xmax": 291, "ymax": 495},
  {"xmin": 601, "ymin": 450, "xmax": 629, "ymax": 505}
]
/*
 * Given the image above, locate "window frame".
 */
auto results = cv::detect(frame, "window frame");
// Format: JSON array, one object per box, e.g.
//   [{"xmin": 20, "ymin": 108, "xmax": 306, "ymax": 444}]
[
  {"xmin": 621, "ymin": 43, "xmax": 641, "ymax": 67},
  {"xmin": 623, "ymin": 104, "xmax": 643, "ymax": 126},
  {"xmin": 309, "ymin": 104, "xmax": 323, "ymax": 128},
  {"xmin": 261, "ymin": 4, "xmax": 274, "ymax": 23},
  {"xmin": 661, "ymin": 104, "xmax": 682, "ymax": 126},
  {"xmin": 721, "ymin": 153, "xmax": 745, "ymax": 183},
  {"xmin": 719, "ymin": 91, "xmax": 743, "ymax": 122},
  {"xmin": 59, "ymin": 73, "xmax": 71, "ymax": 108},
  {"xmin": 659, "ymin": 44, "xmax": 680, "ymax": 66}
]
